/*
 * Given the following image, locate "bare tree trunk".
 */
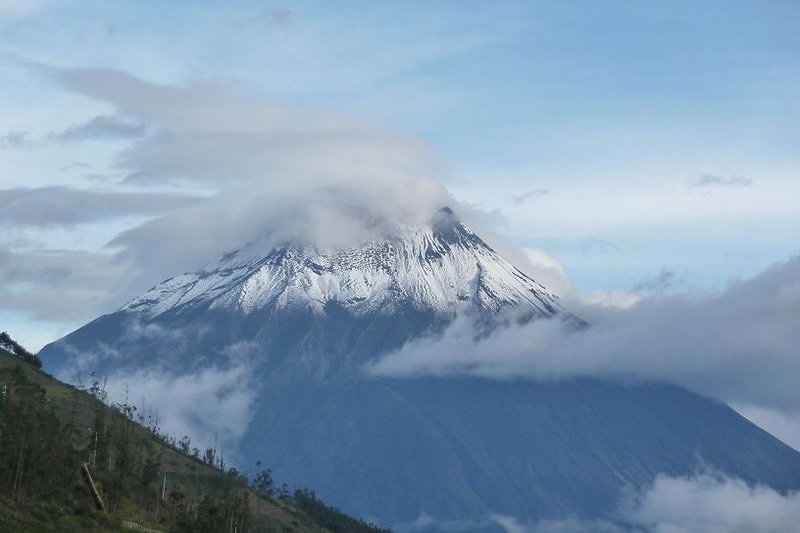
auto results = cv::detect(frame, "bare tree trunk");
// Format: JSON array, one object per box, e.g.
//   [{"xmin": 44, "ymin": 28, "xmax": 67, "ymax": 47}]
[{"xmin": 12, "ymin": 441, "xmax": 24, "ymax": 504}]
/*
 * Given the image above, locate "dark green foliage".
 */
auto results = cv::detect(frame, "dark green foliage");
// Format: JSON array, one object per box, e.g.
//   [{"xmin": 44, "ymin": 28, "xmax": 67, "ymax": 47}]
[
  {"xmin": 0, "ymin": 355, "xmax": 392, "ymax": 532},
  {"xmin": 0, "ymin": 366, "xmax": 82, "ymax": 508},
  {"xmin": 0, "ymin": 331, "xmax": 42, "ymax": 368},
  {"xmin": 174, "ymin": 493, "xmax": 250, "ymax": 533},
  {"xmin": 293, "ymin": 489, "xmax": 392, "ymax": 533}
]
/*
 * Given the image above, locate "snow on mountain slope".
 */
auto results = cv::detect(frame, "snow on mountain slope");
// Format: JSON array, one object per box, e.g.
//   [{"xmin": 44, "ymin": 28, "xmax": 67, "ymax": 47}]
[{"xmin": 123, "ymin": 208, "xmax": 563, "ymax": 320}]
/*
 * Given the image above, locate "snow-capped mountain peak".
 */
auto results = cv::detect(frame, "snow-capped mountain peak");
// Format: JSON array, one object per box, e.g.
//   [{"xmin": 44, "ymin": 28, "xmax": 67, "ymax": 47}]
[{"xmin": 122, "ymin": 208, "xmax": 563, "ymax": 320}]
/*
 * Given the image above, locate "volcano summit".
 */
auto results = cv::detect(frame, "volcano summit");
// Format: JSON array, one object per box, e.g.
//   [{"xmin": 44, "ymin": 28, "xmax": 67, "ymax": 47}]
[{"xmin": 123, "ymin": 208, "xmax": 564, "ymax": 324}]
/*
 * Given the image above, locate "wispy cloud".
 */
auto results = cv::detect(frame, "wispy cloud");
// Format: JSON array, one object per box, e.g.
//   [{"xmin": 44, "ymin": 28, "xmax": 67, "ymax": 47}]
[
  {"xmin": 690, "ymin": 174, "xmax": 753, "ymax": 189},
  {"xmin": 633, "ymin": 269, "xmax": 677, "ymax": 293},
  {"xmin": 104, "ymin": 364, "xmax": 257, "ymax": 455},
  {"xmin": 369, "ymin": 256, "xmax": 800, "ymax": 435},
  {"xmin": 512, "ymin": 188, "xmax": 548, "ymax": 205},
  {"xmin": 249, "ymin": 6, "xmax": 294, "ymax": 30},
  {"xmin": 48, "ymin": 114, "xmax": 146, "ymax": 143},
  {"xmin": 59, "ymin": 161, "xmax": 92, "ymax": 172},
  {"xmin": 579, "ymin": 238, "xmax": 619, "ymax": 254},
  {"xmin": 51, "ymin": 318, "xmax": 259, "ymax": 454},
  {"xmin": 0, "ymin": 130, "xmax": 32, "ymax": 148},
  {"xmin": 0, "ymin": 247, "xmax": 133, "ymax": 321},
  {"xmin": 14, "ymin": 61, "xmax": 450, "ymax": 282},
  {"xmin": 0, "ymin": 186, "xmax": 201, "ymax": 227}
]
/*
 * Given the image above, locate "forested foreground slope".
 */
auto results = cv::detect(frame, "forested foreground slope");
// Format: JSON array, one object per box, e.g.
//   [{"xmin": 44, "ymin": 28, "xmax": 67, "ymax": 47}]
[{"xmin": 0, "ymin": 344, "xmax": 390, "ymax": 533}]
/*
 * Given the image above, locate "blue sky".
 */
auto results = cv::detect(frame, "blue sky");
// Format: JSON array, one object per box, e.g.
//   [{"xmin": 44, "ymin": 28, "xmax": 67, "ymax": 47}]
[{"xmin": 1, "ymin": 0, "xmax": 799, "ymax": 349}]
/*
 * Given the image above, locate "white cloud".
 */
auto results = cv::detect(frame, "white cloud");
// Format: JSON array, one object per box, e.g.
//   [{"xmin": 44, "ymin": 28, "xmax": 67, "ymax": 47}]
[
  {"xmin": 397, "ymin": 472, "xmax": 800, "ymax": 532},
  {"xmin": 104, "ymin": 364, "xmax": 257, "ymax": 454},
  {"xmin": 498, "ymin": 245, "xmax": 644, "ymax": 310},
  {"xmin": 18, "ymin": 62, "xmax": 450, "ymax": 282},
  {"xmin": 621, "ymin": 472, "xmax": 800, "ymax": 533},
  {"xmin": 516, "ymin": 247, "xmax": 573, "ymax": 298},
  {"xmin": 581, "ymin": 289, "xmax": 642, "ymax": 309},
  {"xmin": 525, "ymin": 472, "xmax": 800, "ymax": 533},
  {"xmin": 522, "ymin": 247, "xmax": 564, "ymax": 274},
  {"xmin": 491, "ymin": 514, "xmax": 529, "ymax": 533}
]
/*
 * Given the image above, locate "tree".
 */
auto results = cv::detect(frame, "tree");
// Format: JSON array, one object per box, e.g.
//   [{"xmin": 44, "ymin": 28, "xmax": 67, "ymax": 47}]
[
  {"xmin": 253, "ymin": 460, "xmax": 274, "ymax": 496},
  {"xmin": 203, "ymin": 446, "xmax": 216, "ymax": 466},
  {"xmin": 178, "ymin": 435, "xmax": 192, "ymax": 454},
  {"xmin": 0, "ymin": 366, "xmax": 81, "ymax": 508},
  {"xmin": 0, "ymin": 331, "xmax": 42, "ymax": 368}
]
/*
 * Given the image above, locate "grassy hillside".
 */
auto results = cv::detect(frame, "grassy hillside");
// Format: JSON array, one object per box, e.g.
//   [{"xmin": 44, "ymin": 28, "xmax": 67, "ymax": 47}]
[{"xmin": 0, "ymin": 345, "xmax": 391, "ymax": 533}]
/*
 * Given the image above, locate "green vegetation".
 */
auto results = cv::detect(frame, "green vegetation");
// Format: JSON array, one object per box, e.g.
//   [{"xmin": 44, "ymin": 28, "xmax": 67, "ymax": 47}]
[
  {"xmin": 0, "ymin": 335, "xmax": 391, "ymax": 533},
  {"xmin": 293, "ymin": 490, "xmax": 391, "ymax": 533},
  {"xmin": 0, "ymin": 331, "xmax": 42, "ymax": 368}
]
